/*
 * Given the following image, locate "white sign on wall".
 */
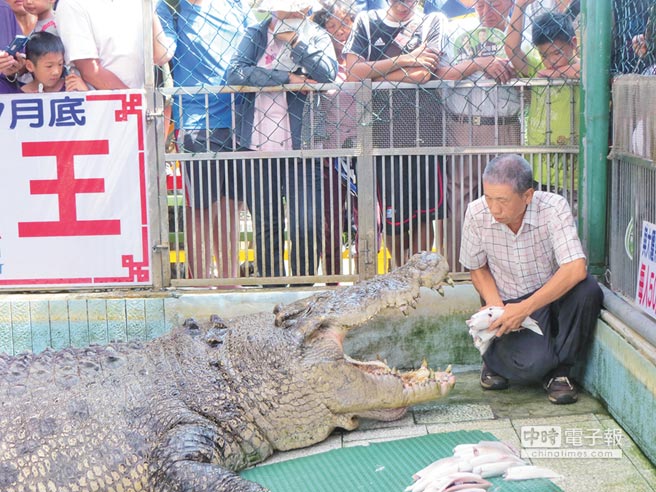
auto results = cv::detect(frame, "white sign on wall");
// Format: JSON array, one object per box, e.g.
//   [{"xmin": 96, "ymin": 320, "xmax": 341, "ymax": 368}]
[
  {"xmin": 636, "ymin": 220, "xmax": 656, "ymax": 319},
  {"xmin": 0, "ymin": 90, "xmax": 150, "ymax": 288}
]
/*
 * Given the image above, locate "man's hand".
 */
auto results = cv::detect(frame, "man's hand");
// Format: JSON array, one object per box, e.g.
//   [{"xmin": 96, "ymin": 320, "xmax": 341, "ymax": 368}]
[
  {"xmin": 632, "ymin": 34, "xmax": 648, "ymax": 58},
  {"xmin": 288, "ymin": 73, "xmax": 317, "ymax": 93},
  {"xmin": 274, "ymin": 30, "xmax": 298, "ymax": 46},
  {"xmin": 0, "ymin": 51, "xmax": 22, "ymax": 77},
  {"xmin": 537, "ymin": 62, "xmax": 580, "ymax": 78},
  {"xmin": 64, "ymin": 73, "xmax": 89, "ymax": 92},
  {"xmin": 288, "ymin": 73, "xmax": 316, "ymax": 84},
  {"xmin": 405, "ymin": 43, "xmax": 441, "ymax": 71},
  {"xmin": 488, "ymin": 301, "xmax": 531, "ymax": 337},
  {"xmin": 479, "ymin": 57, "xmax": 516, "ymax": 83}
]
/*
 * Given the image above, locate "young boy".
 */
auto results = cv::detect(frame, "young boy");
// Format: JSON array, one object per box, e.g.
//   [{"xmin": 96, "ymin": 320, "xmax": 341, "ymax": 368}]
[
  {"xmin": 505, "ymin": 0, "xmax": 580, "ymax": 191},
  {"xmin": 24, "ymin": 0, "xmax": 57, "ymax": 34},
  {"xmin": 21, "ymin": 31, "xmax": 87, "ymax": 93}
]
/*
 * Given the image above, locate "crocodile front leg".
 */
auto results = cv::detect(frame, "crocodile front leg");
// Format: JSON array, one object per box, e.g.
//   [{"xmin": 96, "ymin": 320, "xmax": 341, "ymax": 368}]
[{"xmin": 149, "ymin": 424, "xmax": 269, "ymax": 492}]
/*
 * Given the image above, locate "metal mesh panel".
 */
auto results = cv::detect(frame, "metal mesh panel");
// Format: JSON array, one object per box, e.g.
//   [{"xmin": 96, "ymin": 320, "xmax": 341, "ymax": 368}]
[
  {"xmin": 611, "ymin": 0, "xmax": 656, "ymax": 74},
  {"xmin": 612, "ymin": 75, "xmax": 656, "ymax": 161},
  {"xmin": 608, "ymin": 159, "xmax": 656, "ymax": 300},
  {"xmin": 608, "ymin": 76, "xmax": 656, "ymax": 302}
]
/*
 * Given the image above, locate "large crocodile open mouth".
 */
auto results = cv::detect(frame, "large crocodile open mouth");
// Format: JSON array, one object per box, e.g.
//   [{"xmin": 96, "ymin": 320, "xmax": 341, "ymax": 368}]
[
  {"xmin": 345, "ymin": 354, "xmax": 454, "ymax": 392},
  {"xmin": 339, "ymin": 354, "xmax": 456, "ymax": 421},
  {"xmin": 311, "ymin": 321, "xmax": 456, "ymax": 402}
]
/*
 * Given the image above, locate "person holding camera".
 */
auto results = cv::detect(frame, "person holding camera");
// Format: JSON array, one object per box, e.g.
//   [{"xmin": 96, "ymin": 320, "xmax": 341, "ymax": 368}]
[{"xmin": 0, "ymin": 0, "xmax": 35, "ymax": 93}]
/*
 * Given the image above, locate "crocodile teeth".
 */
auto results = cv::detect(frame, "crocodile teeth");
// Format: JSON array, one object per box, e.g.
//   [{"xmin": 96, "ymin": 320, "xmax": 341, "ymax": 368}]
[{"xmin": 446, "ymin": 276, "xmax": 455, "ymax": 287}]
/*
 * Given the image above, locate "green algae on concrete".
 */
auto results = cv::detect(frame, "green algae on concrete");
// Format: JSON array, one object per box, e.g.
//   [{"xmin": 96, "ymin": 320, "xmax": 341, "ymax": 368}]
[
  {"xmin": 583, "ymin": 319, "xmax": 656, "ymax": 466},
  {"xmin": 344, "ymin": 312, "xmax": 481, "ymax": 370}
]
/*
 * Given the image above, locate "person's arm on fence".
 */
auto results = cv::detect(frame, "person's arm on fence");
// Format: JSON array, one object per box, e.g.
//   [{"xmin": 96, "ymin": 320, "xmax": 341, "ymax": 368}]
[
  {"xmin": 345, "ymin": 43, "xmax": 440, "ymax": 82},
  {"xmin": 286, "ymin": 25, "xmax": 338, "ymax": 83},
  {"xmin": 436, "ymin": 55, "xmax": 515, "ymax": 82},
  {"xmin": 226, "ymin": 24, "xmax": 293, "ymax": 87},
  {"xmin": 504, "ymin": 0, "xmax": 533, "ymax": 77}
]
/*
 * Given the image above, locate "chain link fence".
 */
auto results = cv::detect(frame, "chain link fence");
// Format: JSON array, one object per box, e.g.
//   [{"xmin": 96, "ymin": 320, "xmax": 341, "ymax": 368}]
[
  {"xmin": 608, "ymin": 76, "xmax": 656, "ymax": 302},
  {"xmin": 153, "ymin": 0, "xmax": 581, "ymax": 287},
  {"xmin": 612, "ymin": 0, "xmax": 656, "ymax": 74},
  {"xmin": 607, "ymin": 0, "xmax": 656, "ymax": 309}
]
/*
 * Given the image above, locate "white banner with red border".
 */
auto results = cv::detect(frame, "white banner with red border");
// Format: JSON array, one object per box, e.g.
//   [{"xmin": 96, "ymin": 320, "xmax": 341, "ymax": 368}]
[{"xmin": 0, "ymin": 90, "xmax": 150, "ymax": 288}]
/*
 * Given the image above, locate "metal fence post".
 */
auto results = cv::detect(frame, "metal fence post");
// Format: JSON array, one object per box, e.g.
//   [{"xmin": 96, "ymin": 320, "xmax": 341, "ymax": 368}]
[
  {"xmin": 144, "ymin": 0, "xmax": 171, "ymax": 289},
  {"xmin": 356, "ymin": 79, "xmax": 377, "ymax": 280},
  {"xmin": 580, "ymin": 0, "xmax": 612, "ymax": 275}
]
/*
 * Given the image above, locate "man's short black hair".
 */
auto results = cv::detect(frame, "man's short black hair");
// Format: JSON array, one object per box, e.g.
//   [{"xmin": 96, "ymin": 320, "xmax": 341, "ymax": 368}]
[
  {"xmin": 25, "ymin": 32, "xmax": 65, "ymax": 63},
  {"xmin": 532, "ymin": 12, "xmax": 576, "ymax": 46},
  {"xmin": 313, "ymin": 7, "xmax": 333, "ymax": 29}
]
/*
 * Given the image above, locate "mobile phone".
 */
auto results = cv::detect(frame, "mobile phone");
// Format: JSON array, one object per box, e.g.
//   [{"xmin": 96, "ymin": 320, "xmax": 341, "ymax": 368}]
[
  {"xmin": 62, "ymin": 65, "xmax": 70, "ymax": 78},
  {"xmin": 4, "ymin": 35, "xmax": 28, "ymax": 57}
]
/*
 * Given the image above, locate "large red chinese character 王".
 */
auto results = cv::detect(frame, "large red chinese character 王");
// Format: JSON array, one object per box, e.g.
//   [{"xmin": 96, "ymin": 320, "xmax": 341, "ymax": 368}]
[{"xmin": 18, "ymin": 140, "xmax": 121, "ymax": 237}]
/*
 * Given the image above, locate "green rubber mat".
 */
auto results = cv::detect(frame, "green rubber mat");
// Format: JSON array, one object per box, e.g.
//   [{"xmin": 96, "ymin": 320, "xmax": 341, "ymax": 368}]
[{"xmin": 241, "ymin": 430, "xmax": 563, "ymax": 492}]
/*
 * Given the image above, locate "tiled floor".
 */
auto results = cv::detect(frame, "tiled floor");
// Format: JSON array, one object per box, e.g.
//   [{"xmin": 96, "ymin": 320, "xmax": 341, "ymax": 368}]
[{"xmin": 260, "ymin": 369, "xmax": 656, "ymax": 492}]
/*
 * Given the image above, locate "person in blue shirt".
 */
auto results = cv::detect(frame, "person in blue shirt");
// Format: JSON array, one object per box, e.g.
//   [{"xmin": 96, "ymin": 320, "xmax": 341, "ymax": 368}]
[{"xmin": 154, "ymin": 0, "xmax": 254, "ymax": 284}]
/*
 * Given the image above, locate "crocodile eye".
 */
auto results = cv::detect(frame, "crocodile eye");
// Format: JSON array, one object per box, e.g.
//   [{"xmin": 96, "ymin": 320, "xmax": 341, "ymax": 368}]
[
  {"xmin": 183, "ymin": 318, "xmax": 200, "ymax": 331},
  {"xmin": 209, "ymin": 314, "xmax": 228, "ymax": 330},
  {"xmin": 205, "ymin": 327, "xmax": 228, "ymax": 348}
]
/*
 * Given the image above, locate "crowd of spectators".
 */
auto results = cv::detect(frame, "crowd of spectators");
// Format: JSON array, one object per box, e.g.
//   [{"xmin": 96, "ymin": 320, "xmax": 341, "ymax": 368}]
[{"xmin": 0, "ymin": 0, "xmax": 586, "ymax": 283}]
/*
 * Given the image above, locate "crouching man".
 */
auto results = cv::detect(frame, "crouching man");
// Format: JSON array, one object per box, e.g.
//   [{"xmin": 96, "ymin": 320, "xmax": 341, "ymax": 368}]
[{"xmin": 460, "ymin": 154, "xmax": 603, "ymax": 404}]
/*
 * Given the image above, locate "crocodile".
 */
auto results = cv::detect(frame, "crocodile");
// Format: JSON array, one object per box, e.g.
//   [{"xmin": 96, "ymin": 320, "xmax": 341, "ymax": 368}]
[{"xmin": 0, "ymin": 252, "xmax": 455, "ymax": 492}]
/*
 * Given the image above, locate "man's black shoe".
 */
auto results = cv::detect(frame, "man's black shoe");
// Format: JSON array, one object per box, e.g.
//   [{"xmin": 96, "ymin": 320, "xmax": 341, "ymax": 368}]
[
  {"xmin": 544, "ymin": 376, "xmax": 578, "ymax": 404},
  {"xmin": 480, "ymin": 363, "xmax": 509, "ymax": 390}
]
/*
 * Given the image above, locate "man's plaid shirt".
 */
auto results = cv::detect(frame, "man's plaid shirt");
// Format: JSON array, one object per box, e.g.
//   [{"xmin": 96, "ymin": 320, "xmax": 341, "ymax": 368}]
[{"xmin": 460, "ymin": 191, "xmax": 586, "ymax": 301}]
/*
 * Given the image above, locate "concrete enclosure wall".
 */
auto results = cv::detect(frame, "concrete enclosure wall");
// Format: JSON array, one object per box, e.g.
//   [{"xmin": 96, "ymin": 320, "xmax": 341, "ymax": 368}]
[{"xmin": 0, "ymin": 283, "xmax": 654, "ymax": 466}]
